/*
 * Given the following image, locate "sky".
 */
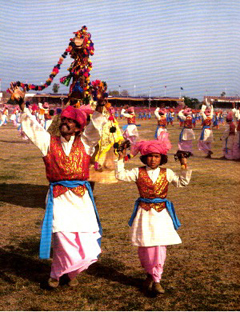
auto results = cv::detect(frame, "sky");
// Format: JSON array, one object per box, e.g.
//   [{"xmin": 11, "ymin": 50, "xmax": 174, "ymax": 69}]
[{"xmin": 0, "ymin": 0, "xmax": 239, "ymax": 101}]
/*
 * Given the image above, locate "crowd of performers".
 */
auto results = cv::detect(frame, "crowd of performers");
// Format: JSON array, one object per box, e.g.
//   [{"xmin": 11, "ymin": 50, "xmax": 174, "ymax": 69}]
[
  {"xmin": 2, "ymin": 87, "xmax": 240, "ymax": 297},
  {"xmin": 4, "ymin": 25, "xmax": 239, "ymax": 298}
]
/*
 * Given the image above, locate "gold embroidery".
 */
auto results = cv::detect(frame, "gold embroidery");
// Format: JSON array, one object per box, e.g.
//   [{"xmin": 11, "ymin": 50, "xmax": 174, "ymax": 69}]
[{"xmin": 136, "ymin": 167, "xmax": 168, "ymax": 213}]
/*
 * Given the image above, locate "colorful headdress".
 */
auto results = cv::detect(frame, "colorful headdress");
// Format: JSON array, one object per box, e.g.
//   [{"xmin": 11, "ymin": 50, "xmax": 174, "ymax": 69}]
[
  {"xmin": 7, "ymin": 26, "xmax": 94, "ymax": 105},
  {"xmin": 90, "ymin": 80, "xmax": 108, "ymax": 101}
]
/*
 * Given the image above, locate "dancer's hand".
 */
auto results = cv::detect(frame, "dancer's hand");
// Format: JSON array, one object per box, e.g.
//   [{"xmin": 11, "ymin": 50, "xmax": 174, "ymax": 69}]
[{"xmin": 8, "ymin": 83, "xmax": 26, "ymax": 111}]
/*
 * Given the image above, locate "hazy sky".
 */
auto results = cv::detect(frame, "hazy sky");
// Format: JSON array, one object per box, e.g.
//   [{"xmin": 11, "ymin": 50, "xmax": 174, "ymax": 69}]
[{"xmin": 0, "ymin": 0, "xmax": 239, "ymax": 100}]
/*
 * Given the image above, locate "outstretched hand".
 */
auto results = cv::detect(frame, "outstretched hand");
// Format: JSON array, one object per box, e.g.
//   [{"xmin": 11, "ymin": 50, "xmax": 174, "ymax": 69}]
[{"xmin": 8, "ymin": 83, "xmax": 26, "ymax": 111}]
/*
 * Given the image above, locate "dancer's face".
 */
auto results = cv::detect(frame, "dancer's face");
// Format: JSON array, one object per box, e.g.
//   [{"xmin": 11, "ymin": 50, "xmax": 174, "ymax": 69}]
[
  {"xmin": 59, "ymin": 117, "xmax": 80, "ymax": 139},
  {"xmin": 146, "ymin": 153, "xmax": 161, "ymax": 169}
]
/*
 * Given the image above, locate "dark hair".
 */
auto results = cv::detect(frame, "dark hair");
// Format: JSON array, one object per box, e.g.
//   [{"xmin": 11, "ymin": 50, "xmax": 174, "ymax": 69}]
[{"xmin": 140, "ymin": 154, "xmax": 168, "ymax": 166}]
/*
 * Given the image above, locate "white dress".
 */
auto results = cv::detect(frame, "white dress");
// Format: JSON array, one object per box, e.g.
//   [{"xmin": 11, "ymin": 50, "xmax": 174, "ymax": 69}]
[
  {"xmin": 21, "ymin": 108, "xmax": 106, "ymax": 234},
  {"xmin": 115, "ymin": 160, "xmax": 192, "ymax": 246}
]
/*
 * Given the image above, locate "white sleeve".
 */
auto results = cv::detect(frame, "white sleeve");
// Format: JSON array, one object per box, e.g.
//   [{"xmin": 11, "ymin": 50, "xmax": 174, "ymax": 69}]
[
  {"xmin": 115, "ymin": 159, "xmax": 139, "ymax": 182},
  {"xmin": 178, "ymin": 110, "xmax": 186, "ymax": 120},
  {"xmin": 154, "ymin": 108, "xmax": 160, "ymax": 120},
  {"xmin": 166, "ymin": 168, "xmax": 192, "ymax": 187},
  {"xmin": 122, "ymin": 111, "xmax": 133, "ymax": 118},
  {"xmin": 21, "ymin": 108, "xmax": 50, "ymax": 156},
  {"xmin": 81, "ymin": 111, "xmax": 107, "ymax": 156}
]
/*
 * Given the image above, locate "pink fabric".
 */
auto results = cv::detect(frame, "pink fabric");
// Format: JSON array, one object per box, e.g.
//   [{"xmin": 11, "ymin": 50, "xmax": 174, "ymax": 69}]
[
  {"xmin": 198, "ymin": 140, "xmax": 211, "ymax": 154},
  {"xmin": 131, "ymin": 135, "xmax": 171, "ymax": 156},
  {"xmin": 138, "ymin": 246, "xmax": 167, "ymax": 282},
  {"xmin": 183, "ymin": 108, "xmax": 192, "ymax": 116},
  {"xmin": 178, "ymin": 140, "xmax": 193, "ymax": 153},
  {"xmin": 61, "ymin": 105, "xmax": 94, "ymax": 131},
  {"xmin": 50, "ymin": 232, "xmax": 101, "ymax": 280}
]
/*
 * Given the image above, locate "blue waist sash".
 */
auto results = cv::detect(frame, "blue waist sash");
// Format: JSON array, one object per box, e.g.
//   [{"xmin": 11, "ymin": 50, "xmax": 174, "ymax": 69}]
[
  {"xmin": 128, "ymin": 197, "xmax": 181, "ymax": 230},
  {"xmin": 39, "ymin": 180, "xmax": 102, "ymax": 259},
  {"xmin": 200, "ymin": 125, "xmax": 210, "ymax": 140}
]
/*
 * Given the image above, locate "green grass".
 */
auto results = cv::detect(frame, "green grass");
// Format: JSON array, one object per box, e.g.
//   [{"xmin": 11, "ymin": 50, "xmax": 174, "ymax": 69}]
[{"xmin": 0, "ymin": 120, "xmax": 239, "ymax": 311}]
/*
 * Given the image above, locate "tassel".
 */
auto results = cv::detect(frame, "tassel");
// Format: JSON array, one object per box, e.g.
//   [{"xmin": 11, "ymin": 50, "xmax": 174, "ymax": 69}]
[{"xmin": 60, "ymin": 75, "xmax": 71, "ymax": 86}]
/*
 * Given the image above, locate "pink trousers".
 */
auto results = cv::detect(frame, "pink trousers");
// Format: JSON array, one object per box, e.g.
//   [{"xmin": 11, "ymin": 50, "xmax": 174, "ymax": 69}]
[
  {"xmin": 178, "ymin": 140, "xmax": 193, "ymax": 153},
  {"xmin": 138, "ymin": 246, "xmax": 167, "ymax": 282},
  {"xmin": 198, "ymin": 140, "xmax": 212, "ymax": 154},
  {"xmin": 50, "ymin": 232, "xmax": 101, "ymax": 280}
]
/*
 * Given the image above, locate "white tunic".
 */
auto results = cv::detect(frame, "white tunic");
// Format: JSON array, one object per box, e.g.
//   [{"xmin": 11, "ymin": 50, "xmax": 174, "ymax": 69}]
[
  {"xmin": 115, "ymin": 160, "xmax": 192, "ymax": 246},
  {"xmin": 21, "ymin": 108, "xmax": 106, "ymax": 234},
  {"xmin": 178, "ymin": 110, "xmax": 195, "ymax": 141}
]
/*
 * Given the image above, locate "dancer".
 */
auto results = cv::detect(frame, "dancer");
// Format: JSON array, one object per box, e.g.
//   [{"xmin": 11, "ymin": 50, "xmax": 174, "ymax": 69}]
[
  {"xmin": 198, "ymin": 104, "xmax": 214, "ymax": 158},
  {"xmin": 154, "ymin": 107, "xmax": 167, "ymax": 140},
  {"xmin": 178, "ymin": 107, "xmax": 195, "ymax": 154},
  {"xmin": 122, "ymin": 106, "xmax": 139, "ymax": 144},
  {"xmin": 9, "ymin": 84, "xmax": 107, "ymax": 288},
  {"xmin": 115, "ymin": 137, "xmax": 192, "ymax": 295},
  {"xmin": 221, "ymin": 111, "xmax": 239, "ymax": 160}
]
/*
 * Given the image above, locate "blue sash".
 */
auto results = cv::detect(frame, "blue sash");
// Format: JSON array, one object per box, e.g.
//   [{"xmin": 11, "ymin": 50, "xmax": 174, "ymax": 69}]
[
  {"xmin": 154, "ymin": 126, "xmax": 160, "ymax": 139},
  {"xmin": 39, "ymin": 180, "xmax": 102, "ymax": 259},
  {"xmin": 200, "ymin": 125, "xmax": 210, "ymax": 140},
  {"xmin": 179, "ymin": 128, "xmax": 184, "ymax": 142},
  {"xmin": 128, "ymin": 197, "xmax": 181, "ymax": 230}
]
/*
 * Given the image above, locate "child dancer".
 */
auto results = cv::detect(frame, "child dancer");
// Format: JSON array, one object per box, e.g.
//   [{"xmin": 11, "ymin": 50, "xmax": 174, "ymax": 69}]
[
  {"xmin": 115, "ymin": 137, "xmax": 192, "ymax": 295},
  {"xmin": 198, "ymin": 104, "xmax": 214, "ymax": 158},
  {"xmin": 154, "ymin": 107, "xmax": 167, "ymax": 140},
  {"xmin": 221, "ymin": 112, "xmax": 239, "ymax": 160},
  {"xmin": 178, "ymin": 107, "xmax": 195, "ymax": 154}
]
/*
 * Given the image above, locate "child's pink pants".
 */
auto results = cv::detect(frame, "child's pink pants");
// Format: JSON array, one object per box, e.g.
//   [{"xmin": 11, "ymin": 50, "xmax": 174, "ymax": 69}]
[{"xmin": 138, "ymin": 246, "xmax": 167, "ymax": 282}]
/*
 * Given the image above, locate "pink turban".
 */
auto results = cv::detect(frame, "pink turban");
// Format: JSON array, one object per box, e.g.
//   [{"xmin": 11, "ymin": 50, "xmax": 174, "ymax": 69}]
[
  {"xmin": 131, "ymin": 133, "xmax": 171, "ymax": 156},
  {"xmin": 183, "ymin": 108, "xmax": 192, "ymax": 116},
  {"xmin": 61, "ymin": 105, "xmax": 94, "ymax": 131},
  {"xmin": 127, "ymin": 106, "xmax": 134, "ymax": 113}
]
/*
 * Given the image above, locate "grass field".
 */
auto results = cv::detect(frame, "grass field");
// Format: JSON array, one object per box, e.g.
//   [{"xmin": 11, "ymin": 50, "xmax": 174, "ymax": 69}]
[{"xmin": 0, "ymin": 118, "xmax": 239, "ymax": 311}]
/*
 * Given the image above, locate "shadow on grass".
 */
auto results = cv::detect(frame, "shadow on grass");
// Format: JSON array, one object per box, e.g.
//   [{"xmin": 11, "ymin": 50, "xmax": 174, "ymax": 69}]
[
  {"xmin": 0, "ymin": 139, "xmax": 30, "ymax": 144},
  {"xmin": 0, "ymin": 241, "xmax": 50, "ymax": 286},
  {"xmin": 86, "ymin": 258, "xmax": 153, "ymax": 296},
  {"xmin": 0, "ymin": 183, "xmax": 48, "ymax": 209}
]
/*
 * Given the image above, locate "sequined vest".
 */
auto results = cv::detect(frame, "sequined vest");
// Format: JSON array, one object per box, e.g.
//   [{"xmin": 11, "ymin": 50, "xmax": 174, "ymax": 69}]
[
  {"xmin": 127, "ymin": 115, "xmax": 136, "ymax": 124},
  {"xmin": 203, "ymin": 117, "xmax": 212, "ymax": 127},
  {"xmin": 184, "ymin": 116, "xmax": 193, "ymax": 128},
  {"xmin": 136, "ymin": 167, "xmax": 169, "ymax": 212},
  {"xmin": 157, "ymin": 116, "xmax": 167, "ymax": 127},
  {"xmin": 43, "ymin": 136, "xmax": 91, "ymax": 198}
]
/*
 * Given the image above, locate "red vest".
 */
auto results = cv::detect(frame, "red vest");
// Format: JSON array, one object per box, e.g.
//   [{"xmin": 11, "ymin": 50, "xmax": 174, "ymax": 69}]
[
  {"xmin": 184, "ymin": 116, "xmax": 193, "ymax": 128},
  {"xmin": 136, "ymin": 167, "xmax": 168, "ymax": 212},
  {"xmin": 127, "ymin": 115, "xmax": 136, "ymax": 124},
  {"xmin": 203, "ymin": 117, "xmax": 212, "ymax": 127},
  {"xmin": 43, "ymin": 136, "xmax": 91, "ymax": 198},
  {"xmin": 157, "ymin": 116, "xmax": 167, "ymax": 127},
  {"xmin": 237, "ymin": 120, "xmax": 240, "ymax": 132}
]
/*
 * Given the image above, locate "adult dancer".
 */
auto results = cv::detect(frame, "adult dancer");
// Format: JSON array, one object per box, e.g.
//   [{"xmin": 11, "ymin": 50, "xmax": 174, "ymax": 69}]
[{"xmin": 9, "ymin": 84, "xmax": 107, "ymax": 288}]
